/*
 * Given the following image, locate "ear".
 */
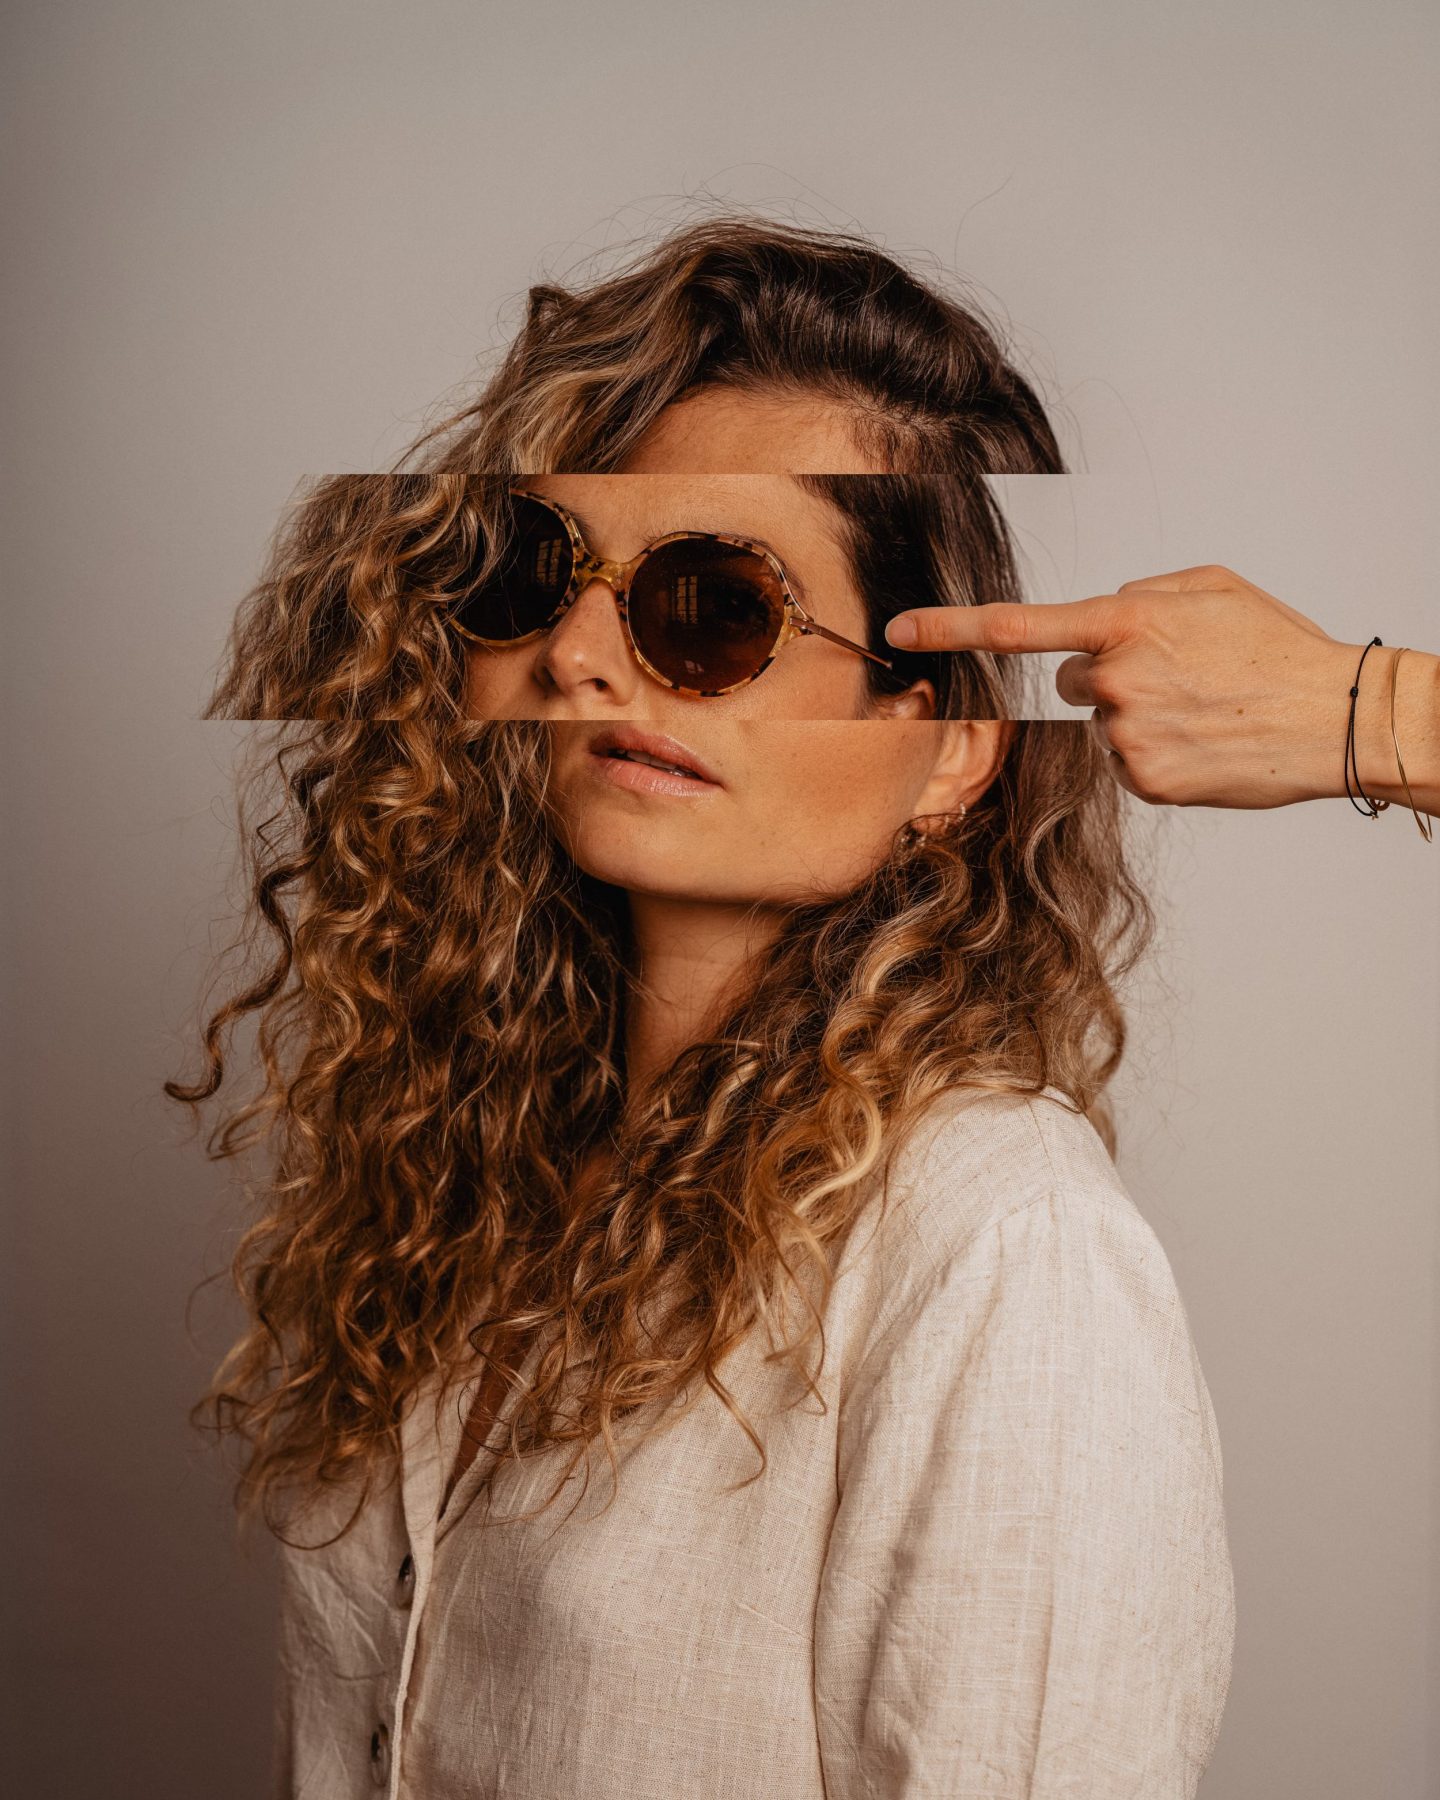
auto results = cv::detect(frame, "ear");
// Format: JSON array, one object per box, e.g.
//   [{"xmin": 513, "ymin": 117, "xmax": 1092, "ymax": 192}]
[
  {"xmin": 912, "ymin": 719, "xmax": 1015, "ymax": 814},
  {"xmin": 868, "ymin": 677, "xmax": 938, "ymax": 719}
]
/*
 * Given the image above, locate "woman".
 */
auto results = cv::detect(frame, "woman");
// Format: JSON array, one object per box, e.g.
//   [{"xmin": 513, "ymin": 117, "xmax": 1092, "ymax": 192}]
[{"xmin": 179, "ymin": 215, "xmax": 1234, "ymax": 1796}]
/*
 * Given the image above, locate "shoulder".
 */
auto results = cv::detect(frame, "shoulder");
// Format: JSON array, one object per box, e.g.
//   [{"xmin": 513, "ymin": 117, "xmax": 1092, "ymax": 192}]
[
  {"xmin": 832, "ymin": 1085, "xmax": 1214, "ymax": 1427},
  {"xmin": 867, "ymin": 1080, "xmax": 1132, "ymax": 1276},
  {"xmin": 826, "ymin": 1082, "xmax": 1170, "ymax": 1367}
]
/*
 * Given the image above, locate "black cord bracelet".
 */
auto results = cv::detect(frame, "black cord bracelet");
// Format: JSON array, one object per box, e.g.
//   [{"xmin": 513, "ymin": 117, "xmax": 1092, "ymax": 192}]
[{"xmin": 1344, "ymin": 636, "xmax": 1392, "ymax": 817}]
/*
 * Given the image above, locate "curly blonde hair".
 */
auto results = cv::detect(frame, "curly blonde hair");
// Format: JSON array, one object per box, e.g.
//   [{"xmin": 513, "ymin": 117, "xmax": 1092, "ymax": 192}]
[{"xmin": 175, "ymin": 214, "xmax": 1156, "ymax": 1543}]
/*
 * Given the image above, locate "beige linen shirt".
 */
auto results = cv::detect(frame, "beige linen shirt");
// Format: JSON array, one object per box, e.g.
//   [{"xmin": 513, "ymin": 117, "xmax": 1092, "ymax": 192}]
[{"xmin": 272, "ymin": 1083, "xmax": 1235, "ymax": 1798}]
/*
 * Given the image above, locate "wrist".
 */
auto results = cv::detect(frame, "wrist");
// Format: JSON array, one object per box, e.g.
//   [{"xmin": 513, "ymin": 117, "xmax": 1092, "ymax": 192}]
[
  {"xmin": 1302, "ymin": 640, "xmax": 1367, "ymax": 802},
  {"xmin": 1333, "ymin": 640, "xmax": 1440, "ymax": 806}
]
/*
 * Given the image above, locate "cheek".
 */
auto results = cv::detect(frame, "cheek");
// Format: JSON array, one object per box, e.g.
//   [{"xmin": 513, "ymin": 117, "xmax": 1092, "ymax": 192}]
[
  {"xmin": 750, "ymin": 640, "xmax": 874, "ymax": 719},
  {"xmin": 464, "ymin": 643, "xmax": 529, "ymax": 713},
  {"xmin": 746, "ymin": 740, "xmax": 916, "ymax": 881}
]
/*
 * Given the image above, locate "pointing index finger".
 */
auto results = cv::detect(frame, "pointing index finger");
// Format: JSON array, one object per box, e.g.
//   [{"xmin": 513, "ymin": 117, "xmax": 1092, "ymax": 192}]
[{"xmin": 885, "ymin": 595, "xmax": 1124, "ymax": 655}]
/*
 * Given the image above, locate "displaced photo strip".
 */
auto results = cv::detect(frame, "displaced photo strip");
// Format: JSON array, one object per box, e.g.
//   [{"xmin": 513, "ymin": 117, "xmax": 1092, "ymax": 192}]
[{"xmin": 205, "ymin": 473, "xmax": 1151, "ymax": 722}]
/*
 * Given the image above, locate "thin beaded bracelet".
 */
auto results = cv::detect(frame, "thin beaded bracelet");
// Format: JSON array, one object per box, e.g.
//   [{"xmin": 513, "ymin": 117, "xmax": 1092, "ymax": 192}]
[
  {"xmin": 1345, "ymin": 635, "xmax": 1435, "ymax": 841},
  {"xmin": 1344, "ymin": 637, "xmax": 1391, "ymax": 818}
]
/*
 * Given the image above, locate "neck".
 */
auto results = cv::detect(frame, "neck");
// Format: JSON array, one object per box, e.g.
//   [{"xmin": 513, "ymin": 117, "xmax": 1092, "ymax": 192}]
[{"xmin": 620, "ymin": 891, "xmax": 783, "ymax": 1121}]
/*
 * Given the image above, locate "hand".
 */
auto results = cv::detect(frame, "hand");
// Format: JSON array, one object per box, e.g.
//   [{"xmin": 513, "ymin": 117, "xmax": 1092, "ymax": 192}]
[{"xmin": 886, "ymin": 564, "xmax": 1375, "ymax": 810}]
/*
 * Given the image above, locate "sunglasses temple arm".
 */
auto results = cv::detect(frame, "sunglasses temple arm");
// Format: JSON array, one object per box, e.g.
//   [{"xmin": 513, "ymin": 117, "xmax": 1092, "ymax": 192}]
[{"xmin": 802, "ymin": 618, "xmax": 897, "ymax": 672}]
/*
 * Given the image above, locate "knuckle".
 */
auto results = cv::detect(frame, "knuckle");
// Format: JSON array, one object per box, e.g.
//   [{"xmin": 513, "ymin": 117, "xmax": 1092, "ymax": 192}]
[
  {"xmin": 1101, "ymin": 595, "xmax": 1143, "ymax": 639},
  {"xmin": 987, "ymin": 607, "xmax": 1031, "ymax": 654},
  {"xmin": 1118, "ymin": 743, "xmax": 1173, "ymax": 805},
  {"xmin": 1103, "ymin": 716, "xmax": 1137, "ymax": 762},
  {"xmin": 1129, "ymin": 771, "xmax": 1163, "ymax": 804}
]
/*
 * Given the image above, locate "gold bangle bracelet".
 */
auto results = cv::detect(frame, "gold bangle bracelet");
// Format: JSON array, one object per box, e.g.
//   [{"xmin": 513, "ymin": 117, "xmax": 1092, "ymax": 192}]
[{"xmin": 1389, "ymin": 646, "xmax": 1434, "ymax": 842}]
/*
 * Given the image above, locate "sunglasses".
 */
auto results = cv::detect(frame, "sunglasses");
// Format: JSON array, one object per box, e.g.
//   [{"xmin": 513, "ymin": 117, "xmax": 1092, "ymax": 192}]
[{"xmin": 448, "ymin": 487, "xmax": 896, "ymax": 697}]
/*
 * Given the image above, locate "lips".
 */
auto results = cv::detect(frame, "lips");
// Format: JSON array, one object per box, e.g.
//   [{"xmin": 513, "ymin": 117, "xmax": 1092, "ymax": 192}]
[{"xmin": 587, "ymin": 725, "xmax": 721, "ymax": 786}]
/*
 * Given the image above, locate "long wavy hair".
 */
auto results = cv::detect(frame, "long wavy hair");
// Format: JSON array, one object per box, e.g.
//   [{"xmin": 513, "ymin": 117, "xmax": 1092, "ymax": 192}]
[{"xmin": 177, "ymin": 213, "xmax": 1157, "ymax": 1544}]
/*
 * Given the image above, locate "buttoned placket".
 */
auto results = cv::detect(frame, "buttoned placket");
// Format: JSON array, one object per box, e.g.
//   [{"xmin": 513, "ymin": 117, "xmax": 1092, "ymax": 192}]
[
  {"xmin": 371, "ymin": 1337, "xmax": 548, "ymax": 1799},
  {"xmin": 369, "ymin": 1365, "xmax": 451, "ymax": 1800}
]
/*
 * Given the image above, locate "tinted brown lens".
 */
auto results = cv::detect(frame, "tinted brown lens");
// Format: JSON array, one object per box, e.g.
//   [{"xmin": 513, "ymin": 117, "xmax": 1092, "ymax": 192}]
[
  {"xmin": 627, "ymin": 539, "xmax": 787, "ymax": 689},
  {"xmin": 455, "ymin": 497, "xmax": 573, "ymax": 640}
]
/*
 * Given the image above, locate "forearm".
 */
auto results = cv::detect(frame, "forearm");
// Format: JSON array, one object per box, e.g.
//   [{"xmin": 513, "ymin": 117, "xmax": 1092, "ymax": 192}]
[{"xmin": 1316, "ymin": 642, "xmax": 1440, "ymax": 818}]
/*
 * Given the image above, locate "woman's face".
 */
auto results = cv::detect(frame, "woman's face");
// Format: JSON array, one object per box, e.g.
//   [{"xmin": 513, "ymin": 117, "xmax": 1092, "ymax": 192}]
[
  {"xmin": 544, "ymin": 716, "xmax": 981, "ymax": 908},
  {"xmin": 462, "ymin": 387, "xmax": 938, "ymax": 722},
  {"xmin": 499, "ymin": 389, "xmax": 1009, "ymax": 912}
]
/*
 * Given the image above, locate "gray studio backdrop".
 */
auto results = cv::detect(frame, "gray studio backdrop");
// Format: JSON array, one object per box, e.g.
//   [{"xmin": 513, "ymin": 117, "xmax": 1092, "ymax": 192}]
[{"xmin": 3, "ymin": 3, "xmax": 1437, "ymax": 1796}]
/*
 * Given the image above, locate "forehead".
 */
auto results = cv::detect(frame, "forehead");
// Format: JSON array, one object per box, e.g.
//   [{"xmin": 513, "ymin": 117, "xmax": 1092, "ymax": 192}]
[
  {"xmin": 518, "ymin": 473, "xmax": 823, "ymax": 541},
  {"xmin": 617, "ymin": 385, "xmax": 884, "ymax": 474},
  {"xmin": 512, "ymin": 389, "xmax": 885, "ymax": 563}
]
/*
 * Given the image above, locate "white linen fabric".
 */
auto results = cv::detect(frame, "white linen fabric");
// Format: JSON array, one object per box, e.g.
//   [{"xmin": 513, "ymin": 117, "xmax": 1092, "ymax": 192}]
[{"xmin": 271, "ymin": 1083, "xmax": 1235, "ymax": 1798}]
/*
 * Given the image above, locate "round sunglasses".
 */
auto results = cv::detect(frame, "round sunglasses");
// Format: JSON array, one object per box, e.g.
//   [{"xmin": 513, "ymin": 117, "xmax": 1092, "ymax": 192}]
[{"xmin": 448, "ymin": 487, "xmax": 896, "ymax": 697}]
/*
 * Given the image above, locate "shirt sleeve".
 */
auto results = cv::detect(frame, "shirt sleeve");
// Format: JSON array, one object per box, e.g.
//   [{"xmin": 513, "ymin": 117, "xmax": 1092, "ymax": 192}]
[{"xmin": 813, "ymin": 1186, "xmax": 1235, "ymax": 1799}]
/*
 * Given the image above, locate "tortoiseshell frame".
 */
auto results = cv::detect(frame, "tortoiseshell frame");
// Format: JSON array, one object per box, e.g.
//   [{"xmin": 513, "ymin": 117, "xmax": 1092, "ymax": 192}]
[{"xmin": 449, "ymin": 485, "xmax": 896, "ymax": 698}]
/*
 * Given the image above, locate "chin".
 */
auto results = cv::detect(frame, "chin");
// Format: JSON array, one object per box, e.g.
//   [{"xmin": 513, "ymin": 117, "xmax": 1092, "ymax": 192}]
[
  {"xmin": 584, "ymin": 869, "xmax": 725, "ymax": 906},
  {"xmin": 565, "ymin": 831, "xmax": 709, "ymax": 898}
]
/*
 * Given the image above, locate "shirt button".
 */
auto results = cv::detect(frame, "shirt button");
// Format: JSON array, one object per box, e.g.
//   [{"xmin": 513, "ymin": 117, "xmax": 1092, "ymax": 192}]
[
  {"xmin": 395, "ymin": 1551, "xmax": 415, "ymax": 1608},
  {"xmin": 368, "ymin": 1720, "xmax": 391, "ymax": 1787}
]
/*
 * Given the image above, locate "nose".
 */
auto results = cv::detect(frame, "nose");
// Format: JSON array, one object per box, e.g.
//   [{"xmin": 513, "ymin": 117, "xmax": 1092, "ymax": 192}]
[{"xmin": 532, "ymin": 576, "xmax": 643, "ymax": 707}]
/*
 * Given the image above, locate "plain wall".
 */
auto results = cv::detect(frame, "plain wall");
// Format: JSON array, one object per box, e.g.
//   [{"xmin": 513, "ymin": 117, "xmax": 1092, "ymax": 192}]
[{"xmin": 2, "ymin": 2, "xmax": 1436, "ymax": 1795}]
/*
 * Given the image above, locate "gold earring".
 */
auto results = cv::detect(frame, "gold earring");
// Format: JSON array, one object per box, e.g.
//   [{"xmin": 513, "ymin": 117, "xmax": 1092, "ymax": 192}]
[{"xmin": 901, "ymin": 801, "xmax": 968, "ymax": 846}]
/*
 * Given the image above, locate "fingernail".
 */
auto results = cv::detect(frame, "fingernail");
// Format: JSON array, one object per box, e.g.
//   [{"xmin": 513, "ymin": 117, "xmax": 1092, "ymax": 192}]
[{"xmin": 885, "ymin": 615, "xmax": 917, "ymax": 648}]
